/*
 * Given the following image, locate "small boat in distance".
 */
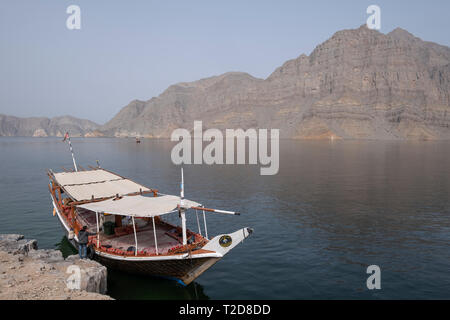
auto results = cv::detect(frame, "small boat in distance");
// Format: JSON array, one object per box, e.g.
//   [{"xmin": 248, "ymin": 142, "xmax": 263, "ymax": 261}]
[
  {"xmin": 135, "ymin": 136, "xmax": 141, "ymax": 143},
  {"xmin": 48, "ymin": 135, "xmax": 252, "ymax": 285}
]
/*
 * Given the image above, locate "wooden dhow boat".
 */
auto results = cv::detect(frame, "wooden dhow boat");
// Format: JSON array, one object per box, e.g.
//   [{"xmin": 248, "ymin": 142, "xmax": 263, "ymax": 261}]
[{"xmin": 48, "ymin": 135, "xmax": 252, "ymax": 285}]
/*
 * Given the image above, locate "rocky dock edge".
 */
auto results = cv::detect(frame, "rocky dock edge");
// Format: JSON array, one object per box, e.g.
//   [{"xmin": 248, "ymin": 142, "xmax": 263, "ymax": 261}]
[{"xmin": 0, "ymin": 234, "xmax": 113, "ymax": 300}]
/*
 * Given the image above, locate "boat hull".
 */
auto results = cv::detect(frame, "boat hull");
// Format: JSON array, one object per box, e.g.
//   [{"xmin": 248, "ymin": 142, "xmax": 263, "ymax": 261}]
[
  {"xmin": 95, "ymin": 254, "xmax": 220, "ymax": 285},
  {"xmin": 52, "ymin": 195, "xmax": 251, "ymax": 285},
  {"xmin": 55, "ymin": 208, "xmax": 220, "ymax": 285}
]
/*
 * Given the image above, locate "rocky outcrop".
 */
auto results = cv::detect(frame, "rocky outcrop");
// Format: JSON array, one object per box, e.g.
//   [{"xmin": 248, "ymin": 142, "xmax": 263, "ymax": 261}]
[
  {"xmin": 0, "ymin": 115, "xmax": 100, "ymax": 137},
  {"xmin": 0, "ymin": 234, "xmax": 111, "ymax": 300},
  {"xmin": 0, "ymin": 234, "xmax": 38, "ymax": 254},
  {"xmin": 96, "ymin": 25, "xmax": 450, "ymax": 140}
]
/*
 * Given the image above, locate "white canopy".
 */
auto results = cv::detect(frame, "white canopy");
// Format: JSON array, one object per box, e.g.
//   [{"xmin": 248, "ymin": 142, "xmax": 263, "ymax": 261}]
[
  {"xmin": 53, "ymin": 169, "xmax": 151, "ymax": 201},
  {"xmin": 76, "ymin": 195, "xmax": 201, "ymax": 217},
  {"xmin": 54, "ymin": 170, "xmax": 121, "ymax": 186}
]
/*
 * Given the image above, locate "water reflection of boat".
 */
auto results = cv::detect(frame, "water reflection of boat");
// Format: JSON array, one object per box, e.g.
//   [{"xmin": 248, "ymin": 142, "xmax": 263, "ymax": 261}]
[
  {"xmin": 47, "ymin": 164, "xmax": 252, "ymax": 285},
  {"xmin": 57, "ymin": 235, "xmax": 78, "ymax": 258},
  {"xmin": 107, "ymin": 268, "xmax": 210, "ymax": 299}
]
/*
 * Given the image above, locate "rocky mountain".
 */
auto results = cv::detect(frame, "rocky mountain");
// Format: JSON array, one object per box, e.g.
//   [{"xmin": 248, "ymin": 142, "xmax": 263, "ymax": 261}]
[
  {"xmin": 3, "ymin": 25, "xmax": 449, "ymax": 139},
  {"xmin": 0, "ymin": 115, "xmax": 99, "ymax": 137},
  {"xmin": 96, "ymin": 25, "xmax": 450, "ymax": 140}
]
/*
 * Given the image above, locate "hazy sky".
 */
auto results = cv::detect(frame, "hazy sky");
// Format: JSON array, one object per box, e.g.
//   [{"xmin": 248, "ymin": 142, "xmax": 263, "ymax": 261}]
[{"xmin": 1, "ymin": 0, "xmax": 449, "ymax": 124}]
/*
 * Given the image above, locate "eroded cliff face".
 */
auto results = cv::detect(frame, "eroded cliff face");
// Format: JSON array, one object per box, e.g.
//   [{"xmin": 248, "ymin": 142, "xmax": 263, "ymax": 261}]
[
  {"xmin": 268, "ymin": 25, "xmax": 450, "ymax": 139},
  {"xmin": 4, "ymin": 25, "xmax": 448, "ymax": 139},
  {"xmin": 100, "ymin": 72, "xmax": 264, "ymax": 138},
  {"xmin": 0, "ymin": 115, "xmax": 100, "ymax": 137},
  {"xmin": 97, "ymin": 25, "xmax": 450, "ymax": 140}
]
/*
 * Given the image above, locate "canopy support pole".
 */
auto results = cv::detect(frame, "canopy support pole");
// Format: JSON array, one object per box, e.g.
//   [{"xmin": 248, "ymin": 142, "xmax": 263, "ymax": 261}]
[
  {"xmin": 132, "ymin": 216, "xmax": 138, "ymax": 256},
  {"xmin": 95, "ymin": 211, "xmax": 100, "ymax": 248},
  {"xmin": 202, "ymin": 207, "xmax": 208, "ymax": 240},
  {"xmin": 195, "ymin": 209, "xmax": 202, "ymax": 236},
  {"xmin": 180, "ymin": 167, "xmax": 187, "ymax": 246},
  {"xmin": 181, "ymin": 211, "xmax": 187, "ymax": 246},
  {"xmin": 152, "ymin": 216, "xmax": 159, "ymax": 255}
]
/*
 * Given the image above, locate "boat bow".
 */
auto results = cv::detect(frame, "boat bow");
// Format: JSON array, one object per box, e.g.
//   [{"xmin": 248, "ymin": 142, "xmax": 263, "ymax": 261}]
[{"xmin": 202, "ymin": 227, "xmax": 253, "ymax": 256}]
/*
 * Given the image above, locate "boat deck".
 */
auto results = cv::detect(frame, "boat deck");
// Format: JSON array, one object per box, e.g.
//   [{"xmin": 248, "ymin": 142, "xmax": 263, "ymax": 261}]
[
  {"xmin": 75, "ymin": 207, "xmax": 204, "ymax": 255},
  {"xmin": 100, "ymin": 224, "xmax": 181, "ymax": 255}
]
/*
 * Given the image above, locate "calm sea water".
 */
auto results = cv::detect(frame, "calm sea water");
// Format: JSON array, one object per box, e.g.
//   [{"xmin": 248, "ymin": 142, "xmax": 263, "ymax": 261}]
[{"xmin": 0, "ymin": 137, "xmax": 449, "ymax": 299}]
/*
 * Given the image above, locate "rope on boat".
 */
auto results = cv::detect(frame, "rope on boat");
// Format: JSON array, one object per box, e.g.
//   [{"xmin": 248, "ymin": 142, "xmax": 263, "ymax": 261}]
[
  {"xmin": 202, "ymin": 207, "xmax": 208, "ymax": 240},
  {"xmin": 195, "ymin": 209, "xmax": 202, "ymax": 236}
]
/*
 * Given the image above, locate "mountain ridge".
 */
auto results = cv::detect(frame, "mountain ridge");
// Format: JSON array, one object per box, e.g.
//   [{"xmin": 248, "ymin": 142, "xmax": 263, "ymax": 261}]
[
  {"xmin": 96, "ymin": 24, "xmax": 450, "ymax": 140},
  {"xmin": 0, "ymin": 114, "xmax": 100, "ymax": 137},
  {"xmin": 2, "ymin": 25, "xmax": 450, "ymax": 140}
]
